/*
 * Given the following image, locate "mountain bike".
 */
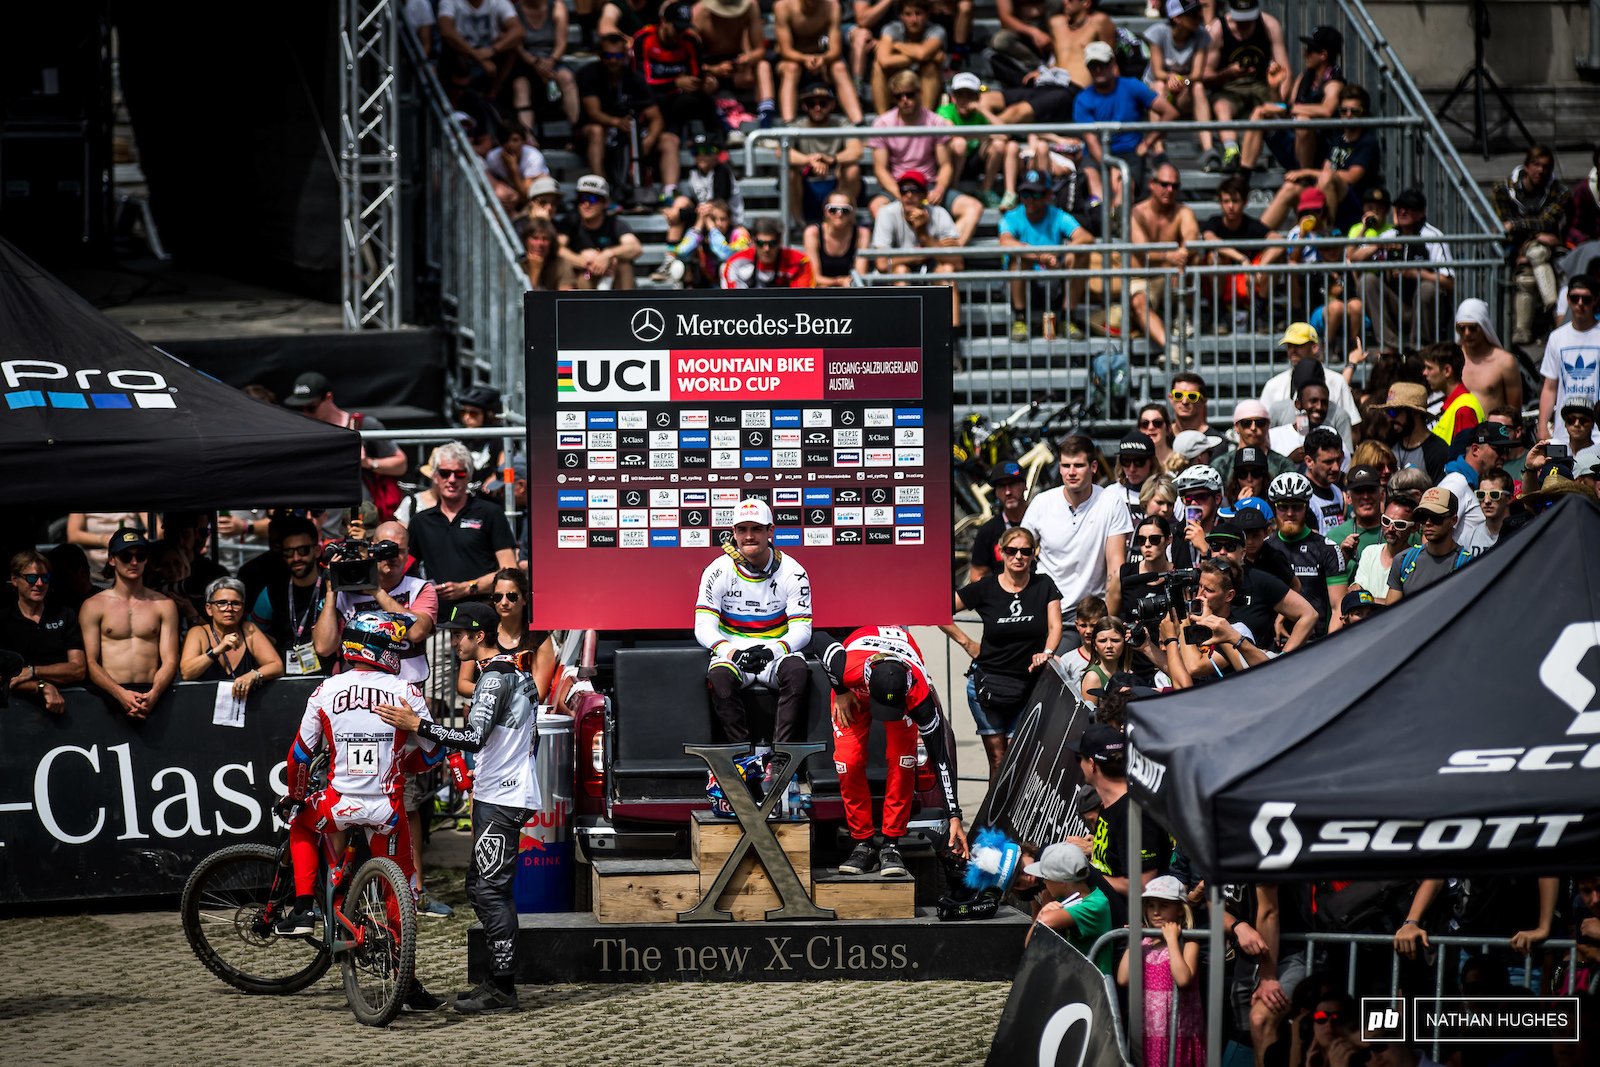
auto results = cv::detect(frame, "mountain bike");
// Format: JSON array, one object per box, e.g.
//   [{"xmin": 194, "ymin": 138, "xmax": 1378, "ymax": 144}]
[{"xmin": 180, "ymin": 810, "xmax": 418, "ymax": 1027}]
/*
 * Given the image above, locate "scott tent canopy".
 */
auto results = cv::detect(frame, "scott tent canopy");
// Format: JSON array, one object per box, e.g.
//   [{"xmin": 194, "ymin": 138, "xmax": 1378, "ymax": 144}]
[
  {"xmin": 0, "ymin": 237, "xmax": 360, "ymax": 511},
  {"xmin": 1126, "ymin": 496, "xmax": 1600, "ymax": 881}
]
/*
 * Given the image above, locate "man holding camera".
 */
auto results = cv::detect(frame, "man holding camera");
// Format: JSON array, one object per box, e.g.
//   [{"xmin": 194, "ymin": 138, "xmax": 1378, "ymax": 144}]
[
  {"xmin": 248, "ymin": 516, "xmax": 328, "ymax": 676},
  {"xmin": 1168, "ymin": 559, "xmax": 1268, "ymax": 681},
  {"xmin": 694, "ymin": 499, "xmax": 813, "ymax": 765}
]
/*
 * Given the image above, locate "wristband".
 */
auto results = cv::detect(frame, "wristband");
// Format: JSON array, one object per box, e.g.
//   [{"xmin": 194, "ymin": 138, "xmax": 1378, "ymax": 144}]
[
  {"xmin": 1161, "ymin": 637, "xmax": 1178, "ymax": 646},
  {"xmin": 206, "ymin": 647, "xmax": 219, "ymax": 659},
  {"xmin": 1401, "ymin": 919, "xmax": 1420, "ymax": 927}
]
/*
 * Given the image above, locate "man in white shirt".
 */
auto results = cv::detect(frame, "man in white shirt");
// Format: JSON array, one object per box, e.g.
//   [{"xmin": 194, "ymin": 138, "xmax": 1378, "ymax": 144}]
[
  {"xmin": 1538, "ymin": 274, "xmax": 1600, "ymax": 443},
  {"xmin": 1260, "ymin": 322, "xmax": 1361, "ymax": 426},
  {"xmin": 437, "ymin": 0, "xmax": 520, "ymax": 84},
  {"xmin": 1436, "ymin": 423, "xmax": 1512, "ymax": 554},
  {"xmin": 484, "ymin": 126, "xmax": 550, "ymax": 212},
  {"xmin": 1022, "ymin": 435, "xmax": 1132, "ymax": 619}
]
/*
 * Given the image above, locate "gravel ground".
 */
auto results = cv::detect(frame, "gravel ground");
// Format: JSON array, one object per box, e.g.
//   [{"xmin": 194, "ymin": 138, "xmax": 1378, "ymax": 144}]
[{"xmin": 0, "ymin": 856, "xmax": 1009, "ymax": 1067}]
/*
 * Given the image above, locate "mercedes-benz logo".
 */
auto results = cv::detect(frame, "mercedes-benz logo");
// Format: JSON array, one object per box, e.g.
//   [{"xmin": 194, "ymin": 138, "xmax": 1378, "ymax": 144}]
[
  {"xmin": 871, "ymin": 489, "xmax": 887, "ymax": 503},
  {"xmin": 809, "ymin": 510, "xmax": 826, "ymax": 524},
  {"xmin": 626, "ymin": 491, "xmax": 642, "ymax": 505},
  {"xmin": 563, "ymin": 454, "xmax": 579, "ymax": 467},
  {"xmin": 656, "ymin": 412, "xmax": 672, "ymax": 426},
  {"xmin": 631, "ymin": 307, "xmax": 665, "ymax": 342},
  {"xmin": 687, "ymin": 512, "xmax": 703, "ymax": 525},
  {"xmin": 718, "ymin": 530, "xmax": 734, "ymax": 544},
  {"xmin": 748, "ymin": 431, "xmax": 762, "ymax": 445},
  {"xmin": 840, "ymin": 410, "xmax": 856, "ymax": 425}
]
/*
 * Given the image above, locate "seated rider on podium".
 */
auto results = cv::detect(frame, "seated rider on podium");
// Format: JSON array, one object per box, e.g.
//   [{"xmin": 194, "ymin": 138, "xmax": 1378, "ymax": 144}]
[
  {"xmin": 695, "ymin": 498, "xmax": 813, "ymax": 791},
  {"xmin": 823, "ymin": 625, "xmax": 967, "ymax": 879}
]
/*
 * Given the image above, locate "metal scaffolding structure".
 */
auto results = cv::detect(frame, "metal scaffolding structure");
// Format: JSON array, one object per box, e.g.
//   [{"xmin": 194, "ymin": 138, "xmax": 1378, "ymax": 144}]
[{"xmin": 339, "ymin": 0, "xmax": 401, "ymax": 330}]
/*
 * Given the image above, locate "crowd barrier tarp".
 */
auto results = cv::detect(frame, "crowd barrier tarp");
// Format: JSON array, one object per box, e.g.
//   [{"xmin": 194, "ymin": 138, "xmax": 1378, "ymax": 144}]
[
  {"xmin": 1127, "ymin": 495, "xmax": 1600, "ymax": 881},
  {"xmin": 972, "ymin": 663, "xmax": 1095, "ymax": 847},
  {"xmin": 0, "ymin": 236, "xmax": 361, "ymax": 511},
  {"xmin": 985, "ymin": 924, "xmax": 1131, "ymax": 1067},
  {"xmin": 0, "ymin": 678, "xmax": 316, "ymax": 904}
]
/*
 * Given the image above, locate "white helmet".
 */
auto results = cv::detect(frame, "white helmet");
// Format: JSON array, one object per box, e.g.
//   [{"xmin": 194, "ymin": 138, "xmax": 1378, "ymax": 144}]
[
  {"xmin": 1268, "ymin": 471, "xmax": 1313, "ymax": 503},
  {"xmin": 1171, "ymin": 465, "xmax": 1222, "ymax": 495}
]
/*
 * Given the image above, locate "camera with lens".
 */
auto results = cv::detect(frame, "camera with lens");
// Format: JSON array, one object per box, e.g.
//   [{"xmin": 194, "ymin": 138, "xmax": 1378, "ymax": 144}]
[
  {"xmin": 321, "ymin": 538, "xmax": 401, "ymax": 593},
  {"xmin": 1124, "ymin": 568, "xmax": 1214, "ymax": 645}
]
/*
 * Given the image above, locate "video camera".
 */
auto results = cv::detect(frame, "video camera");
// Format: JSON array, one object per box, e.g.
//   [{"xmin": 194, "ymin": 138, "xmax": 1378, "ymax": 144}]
[
  {"xmin": 321, "ymin": 538, "xmax": 401, "ymax": 593},
  {"xmin": 1122, "ymin": 568, "xmax": 1212, "ymax": 646}
]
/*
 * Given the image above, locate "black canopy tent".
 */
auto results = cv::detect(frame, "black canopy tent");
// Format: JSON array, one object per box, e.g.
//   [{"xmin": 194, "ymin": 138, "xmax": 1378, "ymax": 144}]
[
  {"xmin": 0, "ymin": 238, "xmax": 360, "ymax": 511},
  {"xmin": 1126, "ymin": 495, "xmax": 1600, "ymax": 883}
]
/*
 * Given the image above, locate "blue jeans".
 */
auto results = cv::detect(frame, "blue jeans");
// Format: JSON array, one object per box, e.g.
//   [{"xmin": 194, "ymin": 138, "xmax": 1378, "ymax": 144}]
[{"xmin": 966, "ymin": 676, "xmax": 1023, "ymax": 737}]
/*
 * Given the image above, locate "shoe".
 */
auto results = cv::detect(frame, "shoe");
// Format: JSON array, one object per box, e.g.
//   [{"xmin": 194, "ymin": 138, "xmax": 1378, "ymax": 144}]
[
  {"xmin": 998, "ymin": 191, "xmax": 1019, "ymax": 211},
  {"xmin": 1183, "ymin": 321, "xmax": 1195, "ymax": 338},
  {"xmin": 1065, "ymin": 321, "xmax": 1085, "ymax": 341},
  {"xmin": 650, "ymin": 261, "xmax": 675, "ymax": 283},
  {"xmin": 273, "ymin": 907, "xmax": 317, "ymax": 937},
  {"xmin": 1200, "ymin": 147, "xmax": 1222, "ymax": 173},
  {"xmin": 978, "ymin": 188, "xmax": 1002, "ymax": 209},
  {"xmin": 1221, "ymin": 145, "xmax": 1240, "ymax": 172},
  {"xmin": 418, "ymin": 893, "xmax": 454, "ymax": 919},
  {"xmin": 878, "ymin": 844, "xmax": 908, "ymax": 877},
  {"xmin": 1010, "ymin": 318, "xmax": 1031, "ymax": 343},
  {"xmin": 455, "ymin": 979, "xmax": 521, "ymax": 1015},
  {"xmin": 839, "ymin": 839, "xmax": 877, "ymax": 875},
  {"xmin": 403, "ymin": 983, "xmax": 448, "ymax": 1013}
]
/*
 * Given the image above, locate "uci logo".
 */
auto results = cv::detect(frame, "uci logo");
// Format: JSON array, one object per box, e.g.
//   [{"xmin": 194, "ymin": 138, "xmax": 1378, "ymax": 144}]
[
  {"xmin": 631, "ymin": 307, "xmax": 665, "ymax": 342},
  {"xmin": 557, "ymin": 354, "xmax": 668, "ymax": 403}
]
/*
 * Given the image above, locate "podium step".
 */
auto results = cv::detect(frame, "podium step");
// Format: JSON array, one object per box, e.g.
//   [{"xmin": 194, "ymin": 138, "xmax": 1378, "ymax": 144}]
[
  {"xmin": 691, "ymin": 810, "xmax": 812, "ymax": 921},
  {"xmin": 591, "ymin": 858, "xmax": 699, "ymax": 924},
  {"xmin": 811, "ymin": 867, "xmax": 916, "ymax": 920}
]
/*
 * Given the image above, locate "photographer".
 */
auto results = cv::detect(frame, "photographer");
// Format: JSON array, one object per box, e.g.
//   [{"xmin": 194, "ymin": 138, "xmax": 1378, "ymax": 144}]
[
  {"xmin": 247, "ymin": 517, "xmax": 328, "ymax": 676},
  {"xmin": 1169, "ymin": 559, "xmax": 1268, "ymax": 682},
  {"xmin": 942, "ymin": 526, "xmax": 1061, "ymax": 780},
  {"xmin": 1206, "ymin": 517, "xmax": 1318, "ymax": 654}
]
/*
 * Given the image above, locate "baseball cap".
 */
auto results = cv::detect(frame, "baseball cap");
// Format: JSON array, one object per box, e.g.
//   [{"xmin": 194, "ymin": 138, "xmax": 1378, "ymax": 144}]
[
  {"xmin": 1296, "ymin": 190, "xmax": 1327, "ymax": 217},
  {"xmin": 1144, "ymin": 875, "xmax": 1188, "ymax": 902},
  {"xmin": 346, "ymin": 501, "xmax": 380, "ymax": 529},
  {"xmin": 1393, "ymin": 187, "xmax": 1427, "ymax": 212},
  {"xmin": 897, "ymin": 169, "xmax": 930, "ymax": 193},
  {"xmin": 1561, "ymin": 396, "xmax": 1595, "ymax": 419},
  {"xmin": 1232, "ymin": 398, "xmax": 1270, "ymax": 423},
  {"xmin": 1300, "ymin": 25, "xmax": 1343, "ymax": 54},
  {"xmin": 1341, "ymin": 589, "xmax": 1379, "ymax": 615},
  {"xmin": 1233, "ymin": 445, "xmax": 1268, "ymax": 471},
  {"xmin": 1279, "ymin": 322, "xmax": 1319, "ymax": 347},
  {"xmin": 1456, "ymin": 422, "xmax": 1515, "ymax": 452},
  {"xmin": 989, "ymin": 461, "xmax": 1025, "ymax": 486},
  {"xmin": 1567, "ymin": 274, "xmax": 1597, "ymax": 297},
  {"xmin": 283, "ymin": 371, "xmax": 333, "ymax": 408},
  {"xmin": 529, "ymin": 175, "xmax": 561, "ymax": 200},
  {"xmin": 576, "ymin": 174, "xmax": 611, "ymax": 198},
  {"xmin": 865, "ymin": 657, "xmax": 913, "ymax": 721},
  {"xmin": 1414, "ymin": 486, "xmax": 1459, "ymax": 518},
  {"xmin": 438, "ymin": 601, "xmax": 497, "ymax": 631},
  {"xmin": 1345, "ymin": 464, "xmax": 1382, "ymax": 490},
  {"xmin": 662, "ymin": 1, "xmax": 694, "ymax": 26},
  {"xmin": 1573, "ymin": 446, "xmax": 1600, "ymax": 478},
  {"xmin": 950, "ymin": 72, "xmax": 982, "ymax": 94},
  {"xmin": 733, "ymin": 498, "xmax": 774, "ymax": 525},
  {"xmin": 799, "ymin": 81, "xmax": 835, "ymax": 100},
  {"xmin": 1022, "ymin": 842, "xmax": 1091, "ymax": 883},
  {"xmin": 1084, "ymin": 41, "xmax": 1115, "ymax": 66},
  {"xmin": 1119, "ymin": 431, "xmax": 1155, "ymax": 460},
  {"xmin": 1230, "ymin": 504, "xmax": 1271, "ymax": 531},
  {"xmin": 1073, "ymin": 783, "xmax": 1102, "ymax": 816},
  {"xmin": 1017, "ymin": 168, "xmax": 1050, "ymax": 194},
  {"xmin": 1165, "ymin": 0, "xmax": 1201, "ymax": 17},
  {"xmin": 1173, "ymin": 429, "xmax": 1224, "ymax": 459},
  {"xmin": 1206, "ymin": 519, "xmax": 1242, "ymax": 545},
  {"xmin": 1068, "ymin": 722, "xmax": 1126, "ymax": 762},
  {"xmin": 108, "ymin": 528, "xmax": 152, "ymax": 557},
  {"xmin": 510, "ymin": 455, "xmax": 528, "ymax": 480},
  {"xmin": 1361, "ymin": 186, "xmax": 1390, "ymax": 207},
  {"xmin": 1226, "ymin": 0, "xmax": 1260, "ymax": 19}
]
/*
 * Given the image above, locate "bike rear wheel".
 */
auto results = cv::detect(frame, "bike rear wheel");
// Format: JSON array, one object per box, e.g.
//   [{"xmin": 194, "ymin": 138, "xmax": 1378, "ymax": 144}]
[
  {"xmin": 339, "ymin": 857, "xmax": 417, "ymax": 1027},
  {"xmin": 181, "ymin": 843, "xmax": 332, "ymax": 995}
]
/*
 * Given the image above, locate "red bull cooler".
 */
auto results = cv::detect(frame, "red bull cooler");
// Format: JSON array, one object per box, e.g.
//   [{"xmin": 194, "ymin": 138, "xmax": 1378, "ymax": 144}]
[{"xmin": 514, "ymin": 712, "xmax": 574, "ymax": 912}]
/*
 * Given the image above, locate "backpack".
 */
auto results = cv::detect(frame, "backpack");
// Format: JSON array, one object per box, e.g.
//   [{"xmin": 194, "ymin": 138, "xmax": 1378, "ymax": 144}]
[
  {"xmin": 1397, "ymin": 544, "xmax": 1472, "ymax": 587},
  {"xmin": 350, "ymin": 412, "xmax": 404, "ymax": 522},
  {"xmin": 1114, "ymin": 27, "xmax": 1150, "ymax": 81}
]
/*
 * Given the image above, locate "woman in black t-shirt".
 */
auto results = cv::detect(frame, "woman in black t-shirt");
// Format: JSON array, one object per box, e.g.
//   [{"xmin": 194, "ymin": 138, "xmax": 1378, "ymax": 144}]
[{"xmin": 940, "ymin": 527, "xmax": 1061, "ymax": 777}]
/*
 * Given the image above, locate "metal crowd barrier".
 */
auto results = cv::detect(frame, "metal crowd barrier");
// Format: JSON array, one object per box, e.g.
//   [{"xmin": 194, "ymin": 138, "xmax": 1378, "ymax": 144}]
[{"xmin": 1084, "ymin": 925, "xmax": 1587, "ymax": 1064}]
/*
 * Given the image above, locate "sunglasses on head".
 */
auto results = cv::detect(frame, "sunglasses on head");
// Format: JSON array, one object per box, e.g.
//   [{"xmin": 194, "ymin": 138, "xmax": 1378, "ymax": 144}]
[
  {"xmin": 1475, "ymin": 488, "xmax": 1510, "ymax": 502},
  {"xmin": 825, "ymin": 204, "xmax": 853, "ymax": 216},
  {"xmin": 1001, "ymin": 545, "xmax": 1035, "ymax": 557},
  {"xmin": 490, "ymin": 591, "xmax": 521, "ymax": 602},
  {"xmin": 18, "ymin": 573, "xmax": 50, "ymax": 585},
  {"xmin": 116, "ymin": 549, "xmax": 150, "ymax": 563},
  {"xmin": 1380, "ymin": 515, "xmax": 1415, "ymax": 531},
  {"xmin": 578, "ymin": 193, "xmax": 605, "ymax": 205},
  {"xmin": 1170, "ymin": 389, "xmax": 1202, "ymax": 403}
]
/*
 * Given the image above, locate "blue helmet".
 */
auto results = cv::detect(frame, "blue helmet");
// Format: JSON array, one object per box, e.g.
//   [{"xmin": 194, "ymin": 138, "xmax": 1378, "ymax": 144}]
[
  {"xmin": 706, "ymin": 753, "xmax": 765, "ymax": 817},
  {"xmin": 341, "ymin": 610, "xmax": 409, "ymax": 672}
]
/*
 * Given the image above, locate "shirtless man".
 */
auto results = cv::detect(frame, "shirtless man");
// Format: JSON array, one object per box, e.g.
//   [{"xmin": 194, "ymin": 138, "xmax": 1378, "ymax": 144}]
[
  {"xmin": 80, "ymin": 529, "xmax": 180, "ymax": 720},
  {"xmin": 774, "ymin": 0, "xmax": 864, "ymax": 123},
  {"xmin": 694, "ymin": 0, "xmax": 776, "ymax": 127},
  {"xmin": 1454, "ymin": 298, "xmax": 1523, "ymax": 413},
  {"xmin": 1047, "ymin": 0, "xmax": 1117, "ymax": 88},
  {"xmin": 1129, "ymin": 163, "xmax": 1201, "ymax": 355}
]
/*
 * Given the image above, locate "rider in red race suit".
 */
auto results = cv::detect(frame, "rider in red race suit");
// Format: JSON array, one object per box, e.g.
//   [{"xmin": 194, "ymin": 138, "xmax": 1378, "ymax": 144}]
[{"xmin": 822, "ymin": 626, "xmax": 967, "ymax": 878}]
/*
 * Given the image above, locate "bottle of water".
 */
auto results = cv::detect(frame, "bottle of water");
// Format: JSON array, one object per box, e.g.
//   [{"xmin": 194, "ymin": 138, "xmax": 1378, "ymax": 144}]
[
  {"xmin": 784, "ymin": 780, "xmax": 799, "ymax": 819},
  {"xmin": 546, "ymin": 78, "xmax": 561, "ymax": 102}
]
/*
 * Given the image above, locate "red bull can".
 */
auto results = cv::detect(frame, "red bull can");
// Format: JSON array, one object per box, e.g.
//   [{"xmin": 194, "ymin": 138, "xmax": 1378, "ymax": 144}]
[
  {"xmin": 1042, "ymin": 312, "xmax": 1056, "ymax": 341},
  {"xmin": 514, "ymin": 713, "xmax": 574, "ymax": 912}
]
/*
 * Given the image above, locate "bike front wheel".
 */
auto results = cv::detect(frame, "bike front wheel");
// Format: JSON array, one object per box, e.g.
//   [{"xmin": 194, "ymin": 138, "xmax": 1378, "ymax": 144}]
[
  {"xmin": 181, "ymin": 843, "xmax": 332, "ymax": 995},
  {"xmin": 338, "ymin": 857, "xmax": 417, "ymax": 1027}
]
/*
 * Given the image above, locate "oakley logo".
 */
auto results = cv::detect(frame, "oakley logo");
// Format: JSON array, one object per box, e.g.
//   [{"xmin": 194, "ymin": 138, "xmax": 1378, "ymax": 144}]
[{"xmin": 1251, "ymin": 802, "xmax": 1303, "ymax": 870}]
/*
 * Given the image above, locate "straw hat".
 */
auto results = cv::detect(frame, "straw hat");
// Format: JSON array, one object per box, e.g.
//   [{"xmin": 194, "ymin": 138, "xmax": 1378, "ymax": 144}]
[
  {"xmin": 1364, "ymin": 381, "xmax": 1430, "ymax": 416},
  {"xmin": 1520, "ymin": 469, "xmax": 1600, "ymax": 511}
]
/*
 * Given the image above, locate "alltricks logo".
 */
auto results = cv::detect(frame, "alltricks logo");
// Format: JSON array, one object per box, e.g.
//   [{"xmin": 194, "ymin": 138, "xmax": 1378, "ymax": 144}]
[{"xmin": 4, "ymin": 360, "xmax": 176, "ymax": 411}]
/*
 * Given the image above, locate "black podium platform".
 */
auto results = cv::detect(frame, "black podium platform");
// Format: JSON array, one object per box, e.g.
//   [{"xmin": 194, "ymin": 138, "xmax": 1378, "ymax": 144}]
[{"xmin": 469, "ymin": 907, "xmax": 1033, "ymax": 983}]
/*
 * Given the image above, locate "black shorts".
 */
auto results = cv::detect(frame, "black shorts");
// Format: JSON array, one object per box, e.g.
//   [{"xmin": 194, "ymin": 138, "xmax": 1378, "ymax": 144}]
[
  {"xmin": 1002, "ymin": 84, "xmax": 1079, "ymax": 124},
  {"xmin": 658, "ymin": 92, "xmax": 724, "ymax": 140}
]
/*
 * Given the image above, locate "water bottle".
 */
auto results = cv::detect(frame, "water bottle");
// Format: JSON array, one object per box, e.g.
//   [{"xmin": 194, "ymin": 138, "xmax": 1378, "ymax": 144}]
[
  {"xmin": 784, "ymin": 780, "xmax": 799, "ymax": 819},
  {"xmin": 546, "ymin": 78, "xmax": 561, "ymax": 102}
]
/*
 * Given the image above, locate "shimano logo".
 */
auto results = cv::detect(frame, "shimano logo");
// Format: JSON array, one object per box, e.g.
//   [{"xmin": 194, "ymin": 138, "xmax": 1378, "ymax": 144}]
[
  {"xmin": 1250, "ymin": 801, "xmax": 1583, "ymax": 870},
  {"xmin": 1126, "ymin": 744, "xmax": 1166, "ymax": 794}
]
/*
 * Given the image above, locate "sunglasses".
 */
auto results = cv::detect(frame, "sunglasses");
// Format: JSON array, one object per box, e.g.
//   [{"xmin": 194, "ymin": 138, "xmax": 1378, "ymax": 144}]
[
  {"xmin": 1564, "ymin": 412, "xmax": 1594, "ymax": 424},
  {"xmin": 1337, "ymin": 107, "xmax": 1364, "ymax": 116},
  {"xmin": 489, "ymin": 591, "xmax": 522, "ymax": 603},
  {"xmin": 436, "ymin": 468, "xmax": 470, "ymax": 480},
  {"xmin": 116, "ymin": 549, "xmax": 150, "ymax": 563},
  {"xmin": 1235, "ymin": 418, "xmax": 1268, "ymax": 430},
  {"xmin": 1570, "ymin": 292, "xmax": 1596, "ymax": 304},
  {"xmin": 754, "ymin": 238, "xmax": 779, "ymax": 249},
  {"xmin": 17, "ymin": 573, "xmax": 50, "ymax": 585},
  {"xmin": 1139, "ymin": 418, "xmax": 1167, "ymax": 429},
  {"xmin": 1380, "ymin": 516, "xmax": 1415, "ymax": 531},
  {"xmin": 1206, "ymin": 539, "xmax": 1237, "ymax": 551},
  {"xmin": 578, "ymin": 193, "xmax": 606, "ymax": 205},
  {"xmin": 825, "ymin": 205, "xmax": 853, "ymax": 217},
  {"xmin": 601, "ymin": 50, "xmax": 628, "ymax": 60},
  {"xmin": 1314, "ymin": 1011, "xmax": 1344, "ymax": 1024},
  {"xmin": 1181, "ymin": 492, "xmax": 1215, "ymax": 504},
  {"xmin": 1475, "ymin": 489, "xmax": 1510, "ymax": 502},
  {"xmin": 209, "ymin": 600, "xmax": 244, "ymax": 609},
  {"xmin": 1001, "ymin": 545, "xmax": 1035, "ymax": 557},
  {"xmin": 1417, "ymin": 512, "xmax": 1452, "ymax": 524},
  {"xmin": 1152, "ymin": 179, "xmax": 1179, "ymax": 190},
  {"xmin": 282, "ymin": 544, "xmax": 315, "ymax": 558},
  {"xmin": 803, "ymin": 97, "xmax": 832, "ymax": 108},
  {"xmin": 693, "ymin": 144, "xmax": 720, "ymax": 156},
  {"xmin": 893, "ymin": 91, "xmax": 919, "ymax": 101},
  {"xmin": 1170, "ymin": 390, "xmax": 1203, "ymax": 403},
  {"xmin": 1133, "ymin": 534, "xmax": 1165, "ymax": 546},
  {"xmin": 1455, "ymin": 322, "xmax": 1480, "ymax": 332}
]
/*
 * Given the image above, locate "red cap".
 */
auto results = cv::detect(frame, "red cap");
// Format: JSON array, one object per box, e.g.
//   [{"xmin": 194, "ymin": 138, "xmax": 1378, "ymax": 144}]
[
  {"xmin": 896, "ymin": 170, "xmax": 930, "ymax": 192},
  {"xmin": 1297, "ymin": 187, "xmax": 1327, "ymax": 214}
]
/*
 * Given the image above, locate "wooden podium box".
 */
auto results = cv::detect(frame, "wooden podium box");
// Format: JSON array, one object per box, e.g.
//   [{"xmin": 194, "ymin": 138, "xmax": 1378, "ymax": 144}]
[{"xmin": 690, "ymin": 810, "xmax": 810, "ymax": 921}]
